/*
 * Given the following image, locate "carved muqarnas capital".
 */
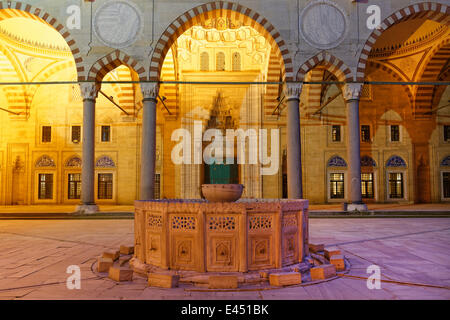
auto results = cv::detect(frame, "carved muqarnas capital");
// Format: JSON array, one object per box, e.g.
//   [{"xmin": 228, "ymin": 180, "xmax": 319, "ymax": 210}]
[
  {"xmin": 141, "ymin": 83, "xmax": 159, "ymax": 100},
  {"xmin": 79, "ymin": 83, "xmax": 99, "ymax": 100},
  {"xmin": 343, "ymin": 83, "xmax": 363, "ymax": 101},
  {"xmin": 283, "ymin": 83, "xmax": 303, "ymax": 100}
]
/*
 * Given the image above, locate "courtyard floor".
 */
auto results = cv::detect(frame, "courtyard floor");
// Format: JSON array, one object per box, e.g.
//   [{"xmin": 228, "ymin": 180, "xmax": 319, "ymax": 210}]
[{"xmin": 0, "ymin": 218, "xmax": 449, "ymax": 300}]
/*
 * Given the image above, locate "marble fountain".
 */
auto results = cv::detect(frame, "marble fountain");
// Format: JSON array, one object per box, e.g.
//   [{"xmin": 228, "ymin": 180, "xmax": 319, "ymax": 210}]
[{"xmin": 94, "ymin": 184, "xmax": 349, "ymax": 289}]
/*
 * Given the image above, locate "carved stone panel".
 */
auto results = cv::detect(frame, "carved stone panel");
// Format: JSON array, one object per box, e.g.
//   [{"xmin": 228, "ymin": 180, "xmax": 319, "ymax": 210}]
[
  {"xmin": 169, "ymin": 214, "xmax": 200, "ymax": 271},
  {"xmin": 206, "ymin": 215, "xmax": 239, "ymax": 272},
  {"xmin": 282, "ymin": 212, "xmax": 299, "ymax": 266}
]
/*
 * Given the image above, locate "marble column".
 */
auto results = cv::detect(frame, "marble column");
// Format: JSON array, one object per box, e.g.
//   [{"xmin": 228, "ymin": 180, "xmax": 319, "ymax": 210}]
[
  {"xmin": 140, "ymin": 83, "xmax": 159, "ymax": 200},
  {"xmin": 76, "ymin": 83, "xmax": 99, "ymax": 214},
  {"xmin": 343, "ymin": 83, "xmax": 367, "ymax": 211},
  {"xmin": 284, "ymin": 84, "xmax": 303, "ymax": 199}
]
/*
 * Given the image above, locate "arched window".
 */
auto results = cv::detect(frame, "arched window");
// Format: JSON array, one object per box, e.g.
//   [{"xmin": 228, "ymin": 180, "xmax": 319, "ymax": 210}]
[
  {"xmin": 216, "ymin": 52, "xmax": 225, "ymax": 71},
  {"xmin": 35, "ymin": 155, "xmax": 56, "ymax": 168},
  {"xmin": 200, "ymin": 52, "xmax": 209, "ymax": 71},
  {"xmin": 441, "ymin": 156, "xmax": 450, "ymax": 167},
  {"xmin": 232, "ymin": 52, "xmax": 241, "ymax": 71},
  {"xmin": 361, "ymin": 155, "xmax": 377, "ymax": 167}
]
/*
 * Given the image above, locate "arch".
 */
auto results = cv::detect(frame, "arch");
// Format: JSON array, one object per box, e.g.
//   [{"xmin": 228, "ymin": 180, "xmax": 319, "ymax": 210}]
[
  {"xmin": 232, "ymin": 52, "xmax": 241, "ymax": 71},
  {"xmin": 327, "ymin": 156, "xmax": 347, "ymax": 168},
  {"xmin": 0, "ymin": 2, "xmax": 84, "ymax": 80},
  {"xmin": 441, "ymin": 156, "xmax": 450, "ymax": 167},
  {"xmin": 65, "ymin": 155, "xmax": 82, "ymax": 168},
  {"xmin": 216, "ymin": 51, "xmax": 225, "ymax": 71},
  {"xmin": 386, "ymin": 155, "xmax": 407, "ymax": 168},
  {"xmin": 356, "ymin": 2, "xmax": 450, "ymax": 81},
  {"xmin": 149, "ymin": 1, "xmax": 293, "ymax": 81},
  {"xmin": 366, "ymin": 61, "xmax": 414, "ymax": 107},
  {"xmin": 95, "ymin": 155, "xmax": 116, "ymax": 168},
  {"xmin": 200, "ymin": 51, "xmax": 209, "ymax": 71},
  {"xmin": 87, "ymin": 49, "xmax": 147, "ymax": 83},
  {"xmin": 361, "ymin": 155, "xmax": 377, "ymax": 167},
  {"xmin": 297, "ymin": 51, "xmax": 353, "ymax": 82},
  {"xmin": 414, "ymin": 38, "xmax": 450, "ymax": 116},
  {"xmin": 35, "ymin": 154, "xmax": 55, "ymax": 167}
]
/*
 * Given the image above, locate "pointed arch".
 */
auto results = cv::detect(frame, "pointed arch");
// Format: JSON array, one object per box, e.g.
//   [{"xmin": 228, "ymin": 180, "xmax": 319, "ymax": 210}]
[
  {"xmin": 297, "ymin": 51, "xmax": 353, "ymax": 82},
  {"xmin": 87, "ymin": 50, "xmax": 147, "ymax": 83},
  {"xmin": 0, "ymin": 2, "xmax": 84, "ymax": 80},
  {"xmin": 356, "ymin": 2, "xmax": 450, "ymax": 82},
  {"xmin": 149, "ymin": 1, "xmax": 293, "ymax": 81}
]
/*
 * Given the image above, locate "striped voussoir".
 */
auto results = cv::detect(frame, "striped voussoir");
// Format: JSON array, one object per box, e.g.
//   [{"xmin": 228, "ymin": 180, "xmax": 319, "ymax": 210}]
[
  {"xmin": 87, "ymin": 50, "xmax": 147, "ymax": 83},
  {"xmin": 357, "ymin": 2, "xmax": 450, "ymax": 82},
  {"xmin": 0, "ymin": 1, "xmax": 84, "ymax": 80},
  {"xmin": 414, "ymin": 38, "xmax": 450, "ymax": 118},
  {"xmin": 264, "ymin": 47, "xmax": 284, "ymax": 117},
  {"xmin": 149, "ymin": 1, "xmax": 292, "ymax": 82},
  {"xmin": 297, "ymin": 51, "xmax": 354, "ymax": 83}
]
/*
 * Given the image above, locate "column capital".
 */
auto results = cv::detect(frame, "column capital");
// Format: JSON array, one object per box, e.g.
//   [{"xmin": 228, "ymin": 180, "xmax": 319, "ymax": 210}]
[
  {"xmin": 283, "ymin": 83, "xmax": 303, "ymax": 100},
  {"xmin": 343, "ymin": 83, "xmax": 363, "ymax": 101},
  {"xmin": 141, "ymin": 83, "xmax": 159, "ymax": 100},
  {"xmin": 79, "ymin": 83, "xmax": 99, "ymax": 101}
]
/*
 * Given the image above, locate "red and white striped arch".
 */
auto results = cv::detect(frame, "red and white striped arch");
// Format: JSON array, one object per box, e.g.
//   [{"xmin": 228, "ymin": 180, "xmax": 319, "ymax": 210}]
[
  {"xmin": 149, "ymin": 1, "xmax": 293, "ymax": 82},
  {"xmin": 297, "ymin": 51, "xmax": 353, "ymax": 83},
  {"xmin": 87, "ymin": 50, "xmax": 147, "ymax": 83},
  {"xmin": 0, "ymin": 2, "xmax": 84, "ymax": 80},
  {"xmin": 357, "ymin": 2, "xmax": 450, "ymax": 82}
]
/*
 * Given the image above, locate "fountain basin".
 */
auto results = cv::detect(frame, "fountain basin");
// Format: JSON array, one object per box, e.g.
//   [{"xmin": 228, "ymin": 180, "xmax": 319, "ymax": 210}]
[
  {"xmin": 201, "ymin": 184, "xmax": 244, "ymax": 202},
  {"xmin": 133, "ymin": 199, "xmax": 309, "ymax": 273}
]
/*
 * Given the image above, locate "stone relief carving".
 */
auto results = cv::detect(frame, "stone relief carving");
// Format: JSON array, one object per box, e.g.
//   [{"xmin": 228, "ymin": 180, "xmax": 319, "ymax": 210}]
[
  {"xmin": 66, "ymin": 156, "xmax": 81, "ymax": 168},
  {"xmin": 140, "ymin": 83, "xmax": 159, "ymax": 100},
  {"xmin": 283, "ymin": 83, "xmax": 303, "ymax": 100},
  {"xmin": 299, "ymin": 0, "xmax": 349, "ymax": 50},
  {"xmin": 95, "ymin": 155, "xmax": 116, "ymax": 168},
  {"xmin": 13, "ymin": 156, "xmax": 25, "ymax": 172},
  {"xmin": 343, "ymin": 83, "xmax": 363, "ymax": 101},
  {"xmin": 93, "ymin": 0, "xmax": 142, "ymax": 49},
  {"xmin": 79, "ymin": 83, "xmax": 99, "ymax": 100},
  {"xmin": 36, "ymin": 155, "xmax": 56, "ymax": 168}
]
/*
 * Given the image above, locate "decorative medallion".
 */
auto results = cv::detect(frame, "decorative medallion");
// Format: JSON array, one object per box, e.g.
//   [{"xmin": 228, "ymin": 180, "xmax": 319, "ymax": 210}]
[
  {"xmin": 93, "ymin": 0, "xmax": 142, "ymax": 49},
  {"xmin": 299, "ymin": 0, "xmax": 349, "ymax": 49},
  {"xmin": 327, "ymin": 156, "xmax": 347, "ymax": 167},
  {"xmin": 361, "ymin": 155, "xmax": 377, "ymax": 167},
  {"xmin": 386, "ymin": 156, "xmax": 407, "ymax": 168},
  {"xmin": 36, "ymin": 155, "xmax": 56, "ymax": 168},
  {"xmin": 441, "ymin": 156, "xmax": 450, "ymax": 167},
  {"xmin": 95, "ymin": 155, "xmax": 116, "ymax": 168}
]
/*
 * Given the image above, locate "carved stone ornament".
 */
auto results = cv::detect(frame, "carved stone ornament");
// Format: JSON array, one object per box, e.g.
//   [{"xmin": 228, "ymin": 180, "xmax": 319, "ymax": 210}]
[
  {"xmin": 141, "ymin": 83, "xmax": 159, "ymax": 100},
  {"xmin": 299, "ymin": 0, "xmax": 349, "ymax": 50},
  {"xmin": 283, "ymin": 83, "xmax": 303, "ymax": 100},
  {"xmin": 441, "ymin": 156, "xmax": 450, "ymax": 167},
  {"xmin": 36, "ymin": 155, "xmax": 56, "ymax": 168},
  {"xmin": 79, "ymin": 83, "xmax": 99, "ymax": 100},
  {"xmin": 93, "ymin": 0, "xmax": 143, "ymax": 49},
  {"xmin": 343, "ymin": 83, "xmax": 363, "ymax": 101}
]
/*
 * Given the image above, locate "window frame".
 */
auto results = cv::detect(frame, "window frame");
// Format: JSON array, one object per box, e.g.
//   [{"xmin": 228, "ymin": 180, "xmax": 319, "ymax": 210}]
[
  {"xmin": 101, "ymin": 125, "xmax": 111, "ymax": 143},
  {"xmin": 41, "ymin": 126, "xmax": 52, "ymax": 143},
  {"xmin": 386, "ymin": 171, "xmax": 407, "ymax": 201},
  {"xmin": 38, "ymin": 173, "xmax": 54, "ymax": 200},
  {"xmin": 361, "ymin": 172, "xmax": 375, "ymax": 199},
  {"xmin": 68, "ymin": 173, "xmax": 82, "ymax": 200},
  {"xmin": 327, "ymin": 171, "xmax": 346, "ymax": 201},
  {"xmin": 331, "ymin": 125, "xmax": 341, "ymax": 142},
  {"xmin": 390, "ymin": 125, "xmax": 401, "ymax": 143},
  {"xmin": 441, "ymin": 171, "xmax": 450, "ymax": 201},
  {"xmin": 71, "ymin": 125, "xmax": 81, "ymax": 144},
  {"xmin": 444, "ymin": 125, "xmax": 450, "ymax": 143},
  {"xmin": 97, "ymin": 172, "xmax": 114, "ymax": 200},
  {"xmin": 361, "ymin": 125, "xmax": 371, "ymax": 143}
]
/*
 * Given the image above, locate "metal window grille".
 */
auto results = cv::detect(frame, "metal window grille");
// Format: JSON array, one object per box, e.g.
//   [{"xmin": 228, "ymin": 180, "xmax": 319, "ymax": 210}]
[
  {"xmin": 330, "ymin": 173, "xmax": 345, "ymax": 199},
  {"xmin": 98, "ymin": 173, "xmax": 113, "ymax": 199},
  {"xmin": 38, "ymin": 174, "xmax": 53, "ymax": 199}
]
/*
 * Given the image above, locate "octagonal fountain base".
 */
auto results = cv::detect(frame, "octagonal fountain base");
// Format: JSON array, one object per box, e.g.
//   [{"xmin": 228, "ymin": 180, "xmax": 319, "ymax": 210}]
[{"xmin": 132, "ymin": 199, "xmax": 310, "ymax": 275}]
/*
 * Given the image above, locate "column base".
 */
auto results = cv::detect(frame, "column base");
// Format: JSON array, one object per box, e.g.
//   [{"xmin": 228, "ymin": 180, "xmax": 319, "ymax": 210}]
[
  {"xmin": 75, "ymin": 204, "xmax": 99, "ymax": 215},
  {"xmin": 343, "ymin": 203, "xmax": 368, "ymax": 212}
]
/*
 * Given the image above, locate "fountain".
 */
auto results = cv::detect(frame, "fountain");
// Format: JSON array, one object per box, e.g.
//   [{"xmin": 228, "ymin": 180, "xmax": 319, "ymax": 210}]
[{"xmin": 131, "ymin": 184, "xmax": 311, "ymax": 284}]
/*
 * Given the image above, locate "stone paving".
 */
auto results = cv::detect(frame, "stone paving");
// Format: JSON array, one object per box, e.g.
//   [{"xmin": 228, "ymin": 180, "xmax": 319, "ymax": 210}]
[{"xmin": 0, "ymin": 218, "xmax": 449, "ymax": 300}]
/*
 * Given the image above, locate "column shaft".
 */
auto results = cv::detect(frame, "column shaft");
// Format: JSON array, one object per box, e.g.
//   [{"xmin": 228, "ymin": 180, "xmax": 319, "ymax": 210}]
[
  {"xmin": 140, "ymin": 98, "xmax": 157, "ymax": 200},
  {"xmin": 285, "ymin": 84, "xmax": 303, "ymax": 199},
  {"xmin": 346, "ymin": 99, "xmax": 363, "ymax": 204}
]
